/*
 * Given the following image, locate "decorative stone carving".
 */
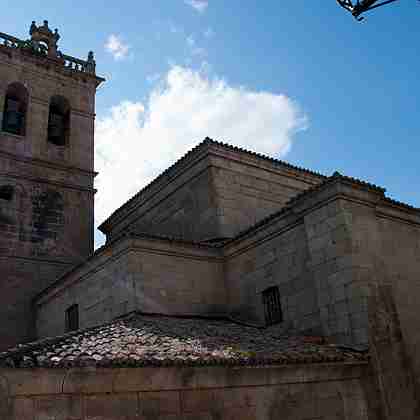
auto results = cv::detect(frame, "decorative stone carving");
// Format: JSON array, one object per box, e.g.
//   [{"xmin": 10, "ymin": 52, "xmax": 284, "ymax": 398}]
[{"xmin": 29, "ymin": 20, "xmax": 60, "ymax": 58}]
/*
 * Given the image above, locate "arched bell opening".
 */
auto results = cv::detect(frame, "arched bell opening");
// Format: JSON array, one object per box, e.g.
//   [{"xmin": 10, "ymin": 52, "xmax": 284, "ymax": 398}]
[
  {"xmin": 47, "ymin": 95, "xmax": 70, "ymax": 146},
  {"xmin": 2, "ymin": 82, "xmax": 29, "ymax": 136}
]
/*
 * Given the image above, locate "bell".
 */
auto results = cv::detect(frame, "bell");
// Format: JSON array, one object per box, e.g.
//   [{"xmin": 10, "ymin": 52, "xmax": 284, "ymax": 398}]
[{"xmin": 48, "ymin": 112, "xmax": 65, "ymax": 145}]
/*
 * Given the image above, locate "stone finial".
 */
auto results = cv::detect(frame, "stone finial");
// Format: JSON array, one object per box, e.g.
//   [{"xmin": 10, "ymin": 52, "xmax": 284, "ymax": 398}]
[
  {"xmin": 86, "ymin": 51, "xmax": 96, "ymax": 73},
  {"xmin": 29, "ymin": 21, "xmax": 37, "ymax": 36}
]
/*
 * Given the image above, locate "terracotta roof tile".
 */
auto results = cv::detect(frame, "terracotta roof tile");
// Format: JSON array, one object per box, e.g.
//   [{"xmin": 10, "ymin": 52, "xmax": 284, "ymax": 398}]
[{"xmin": 0, "ymin": 312, "xmax": 368, "ymax": 369}]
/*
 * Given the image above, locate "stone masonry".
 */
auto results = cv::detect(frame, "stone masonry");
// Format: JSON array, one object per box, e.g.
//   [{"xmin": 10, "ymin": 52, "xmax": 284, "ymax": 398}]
[
  {"xmin": 1, "ymin": 22, "xmax": 420, "ymax": 420},
  {"xmin": 0, "ymin": 22, "xmax": 104, "ymax": 349}
]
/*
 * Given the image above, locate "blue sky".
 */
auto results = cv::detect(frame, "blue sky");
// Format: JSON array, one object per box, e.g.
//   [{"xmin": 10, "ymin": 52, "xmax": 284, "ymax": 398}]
[{"xmin": 2, "ymin": 1, "xmax": 420, "ymax": 247}]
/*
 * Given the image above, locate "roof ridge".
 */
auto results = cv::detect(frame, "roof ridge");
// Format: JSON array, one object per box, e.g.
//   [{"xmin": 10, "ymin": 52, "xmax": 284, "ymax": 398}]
[
  {"xmin": 381, "ymin": 196, "xmax": 419, "ymax": 211},
  {"xmin": 99, "ymin": 138, "xmax": 327, "ymax": 232},
  {"xmin": 226, "ymin": 171, "xmax": 387, "ymax": 244}
]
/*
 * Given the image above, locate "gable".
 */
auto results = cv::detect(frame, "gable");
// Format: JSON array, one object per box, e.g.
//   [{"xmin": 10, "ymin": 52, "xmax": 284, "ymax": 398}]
[{"xmin": 99, "ymin": 139, "xmax": 325, "ymax": 243}]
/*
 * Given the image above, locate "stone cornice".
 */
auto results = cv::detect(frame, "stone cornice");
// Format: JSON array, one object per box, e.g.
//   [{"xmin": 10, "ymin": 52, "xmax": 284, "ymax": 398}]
[
  {"xmin": 34, "ymin": 232, "xmax": 222, "ymax": 306},
  {"xmin": 0, "ymin": 35, "xmax": 104, "ymax": 87},
  {"xmin": 99, "ymin": 138, "xmax": 326, "ymax": 234},
  {"xmin": 0, "ymin": 148, "xmax": 97, "ymax": 178},
  {"xmin": 0, "ymin": 171, "xmax": 96, "ymax": 193}
]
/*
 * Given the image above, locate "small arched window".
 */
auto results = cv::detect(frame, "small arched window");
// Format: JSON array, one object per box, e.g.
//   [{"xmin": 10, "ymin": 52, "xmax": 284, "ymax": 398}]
[
  {"xmin": 262, "ymin": 286, "xmax": 283, "ymax": 326},
  {"xmin": 2, "ymin": 83, "xmax": 28, "ymax": 136},
  {"xmin": 48, "ymin": 95, "xmax": 70, "ymax": 146}
]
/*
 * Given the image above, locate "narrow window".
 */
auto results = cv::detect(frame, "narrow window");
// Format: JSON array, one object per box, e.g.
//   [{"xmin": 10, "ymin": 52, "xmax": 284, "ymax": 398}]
[
  {"xmin": 0, "ymin": 185, "xmax": 14, "ymax": 201},
  {"xmin": 262, "ymin": 286, "xmax": 283, "ymax": 326},
  {"xmin": 48, "ymin": 96, "xmax": 70, "ymax": 146},
  {"xmin": 2, "ymin": 83, "xmax": 28, "ymax": 136},
  {"xmin": 65, "ymin": 304, "xmax": 79, "ymax": 332}
]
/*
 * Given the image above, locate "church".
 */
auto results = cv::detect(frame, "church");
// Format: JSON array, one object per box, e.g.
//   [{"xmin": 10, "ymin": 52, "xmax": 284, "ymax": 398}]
[{"xmin": 0, "ymin": 21, "xmax": 419, "ymax": 420}]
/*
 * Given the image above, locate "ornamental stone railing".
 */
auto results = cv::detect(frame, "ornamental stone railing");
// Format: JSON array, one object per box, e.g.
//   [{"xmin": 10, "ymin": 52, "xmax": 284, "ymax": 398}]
[{"xmin": 0, "ymin": 23, "xmax": 96, "ymax": 75}]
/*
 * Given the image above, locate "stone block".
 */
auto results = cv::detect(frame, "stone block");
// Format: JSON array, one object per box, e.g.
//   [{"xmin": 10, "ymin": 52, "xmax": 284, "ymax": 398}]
[
  {"xmin": 140, "ymin": 390, "xmax": 181, "ymax": 416},
  {"xmin": 315, "ymin": 395, "xmax": 345, "ymax": 418},
  {"xmin": 331, "ymin": 284, "xmax": 346, "ymax": 302},
  {"xmin": 332, "ymin": 300, "xmax": 348, "ymax": 318},
  {"xmin": 213, "ymin": 387, "xmax": 258, "ymax": 409},
  {"xmin": 336, "ymin": 314, "xmax": 351, "ymax": 333},
  {"xmin": 307, "ymin": 249, "xmax": 326, "ymax": 267},
  {"xmin": 85, "ymin": 393, "xmax": 138, "ymax": 419},
  {"xmin": 350, "ymin": 311, "xmax": 368, "ymax": 330},
  {"xmin": 327, "ymin": 200, "xmax": 342, "ymax": 217},
  {"xmin": 63, "ymin": 368, "xmax": 116, "ymax": 394},
  {"xmin": 4, "ymin": 370, "xmax": 64, "ymax": 397},
  {"xmin": 309, "ymin": 234, "xmax": 329, "ymax": 253},
  {"xmin": 318, "ymin": 289, "xmax": 331, "ymax": 307},
  {"xmin": 347, "ymin": 297, "xmax": 368, "ymax": 315},
  {"xmin": 35, "ymin": 395, "xmax": 82, "ymax": 420},
  {"xmin": 298, "ymin": 289, "xmax": 318, "ymax": 316},
  {"xmin": 181, "ymin": 389, "xmax": 214, "ymax": 413},
  {"xmin": 277, "ymin": 277, "xmax": 292, "ymax": 297},
  {"xmin": 352, "ymin": 327, "xmax": 369, "ymax": 345},
  {"xmin": 11, "ymin": 397, "xmax": 34, "ymax": 420}
]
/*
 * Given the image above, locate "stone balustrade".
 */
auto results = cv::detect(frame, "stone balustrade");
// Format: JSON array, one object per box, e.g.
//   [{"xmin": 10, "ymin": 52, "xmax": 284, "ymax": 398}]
[{"xmin": 0, "ymin": 31, "xmax": 96, "ymax": 75}]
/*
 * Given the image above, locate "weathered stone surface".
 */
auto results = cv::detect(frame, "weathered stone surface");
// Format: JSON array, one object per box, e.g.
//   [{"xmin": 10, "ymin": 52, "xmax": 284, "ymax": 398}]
[
  {"xmin": 0, "ymin": 23, "xmax": 101, "ymax": 351},
  {"xmin": 2, "ymin": 21, "xmax": 420, "ymax": 420},
  {"xmin": 0, "ymin": 362, "xmax": 378, "ymax": 420}
]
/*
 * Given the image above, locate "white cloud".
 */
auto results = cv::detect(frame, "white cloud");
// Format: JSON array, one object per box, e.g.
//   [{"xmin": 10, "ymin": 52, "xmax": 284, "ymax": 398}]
[
  {"xmin": 94, "ymin": 66, "xmax": 307, "ymax": 226},
  {"xmin": 185, "ymin": 0, "xmax": 208, "ymax": 13},
  {"xmin": 105, "ymin": 34, "xmax": 130, "ymax": 60}
]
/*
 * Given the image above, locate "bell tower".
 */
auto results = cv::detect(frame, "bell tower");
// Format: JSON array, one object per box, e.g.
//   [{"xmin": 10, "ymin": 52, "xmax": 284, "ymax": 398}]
[{"xmin": 0, "ymin": 21, "xmax": 104, "ymax": 349}]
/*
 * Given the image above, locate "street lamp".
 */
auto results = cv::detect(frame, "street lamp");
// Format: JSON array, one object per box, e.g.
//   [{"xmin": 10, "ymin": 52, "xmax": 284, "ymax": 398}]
[{"xmin": 337, "ymin": 0, "xmax": 401, "ymax": 21}]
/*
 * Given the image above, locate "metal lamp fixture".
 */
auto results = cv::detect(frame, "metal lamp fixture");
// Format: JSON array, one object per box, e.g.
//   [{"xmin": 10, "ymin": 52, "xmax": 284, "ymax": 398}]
[{"xmin": 336, "ymin": 0, "xmax": 402, "ymax": 21}]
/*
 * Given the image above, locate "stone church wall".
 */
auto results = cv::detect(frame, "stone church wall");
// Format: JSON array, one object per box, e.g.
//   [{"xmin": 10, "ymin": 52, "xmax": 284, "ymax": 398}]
[
  {"xmin": 225, "ymin": 218, "xmax": 320, "ymax": 333},
  {"xmin": 299, "ymin": 182, "xmax": 420, "ymax": 418},
  {"xmin": 337, "ymin": 197, "xmax": 420, "ymax": 418},
  {"xmin": 36, "ymin": 236, "xmax": 225, "ymax": 338},
  {"xmin": 128, "ymin": 238, "xmax": 225, "ymax": 316},
  {"xmin": 0, "ymin": 258, "xmax": 70, "ymax": 351},
  {"xmin": 102, "ymin": 144, "xmax": 324, "ymax": 244},
  {"xmin": 0, "ymin": 159, "xmax": 94, "ymax": 349},
  {"xmin": 0, "ymin": 362, "xmax": 381, "ymax": 420},
  {"xmin": 303, "ymin": 196, "xmax": 370, "ymax": 347},
  {"xmin": 131, "ymin": 168, "xmax": 219, "ymax": 241},
  {"xmin": 36, "ymin": 242, "xmax": 136, "ymax": 339},
  {"xmin": 210, "ymin": 153, "xmax": 322, "ymax": 238},
  {"xmin": 0, "ymin": 47, "xmax": 96, "ymax": 172},
  {"xmin": 104, "ymin": 154, "xmax": 220, "ymax": 243},
  {"xmin": 0, "ymin": 36, "xmax": 99, "ymax": 349}
]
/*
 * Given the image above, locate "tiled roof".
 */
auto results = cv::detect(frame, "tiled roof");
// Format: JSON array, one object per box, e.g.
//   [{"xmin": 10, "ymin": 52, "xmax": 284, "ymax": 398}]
[
  {"xmin": 99, "ymin": 138, "xmax": 326, "ymax": 232},
  {"xmin": 382, "ymin": 196, "xmax": 419, "ymax": 211},
  {"xmin": 0, "ymin": 312, "xmax": 368, "ymax": 369}
]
